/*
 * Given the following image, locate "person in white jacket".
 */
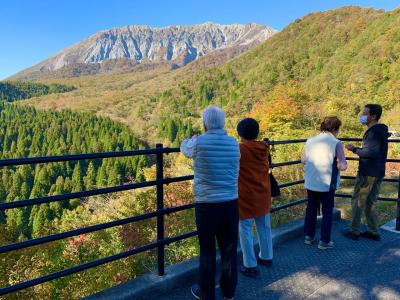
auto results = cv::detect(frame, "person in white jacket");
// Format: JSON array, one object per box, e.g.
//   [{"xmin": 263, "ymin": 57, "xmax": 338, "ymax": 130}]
[{"xmin": 302, "ymin": 116, "xmax": 347, "ymax": 250}]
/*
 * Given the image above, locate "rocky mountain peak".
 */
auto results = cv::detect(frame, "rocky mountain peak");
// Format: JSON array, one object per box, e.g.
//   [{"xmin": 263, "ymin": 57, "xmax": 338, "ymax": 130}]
[{"xmin": 12, "ymin": 22, "xmax": 277, "ymax": 79}]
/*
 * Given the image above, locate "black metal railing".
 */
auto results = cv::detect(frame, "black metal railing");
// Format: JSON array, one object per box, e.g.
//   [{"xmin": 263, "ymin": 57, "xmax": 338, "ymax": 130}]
[
  {"xmin": 268, "ymin": 138, "xmax": 400, "ymax": 227},
  {"xmin": 0, "ymin": 138, "xmax": 399, "ymax": 296}
]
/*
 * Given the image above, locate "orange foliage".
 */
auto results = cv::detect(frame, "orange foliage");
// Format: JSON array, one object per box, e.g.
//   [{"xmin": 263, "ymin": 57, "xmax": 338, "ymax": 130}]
[{"xmin": 249, "ymin": 84, "xmax": 302, "ymax": 133}]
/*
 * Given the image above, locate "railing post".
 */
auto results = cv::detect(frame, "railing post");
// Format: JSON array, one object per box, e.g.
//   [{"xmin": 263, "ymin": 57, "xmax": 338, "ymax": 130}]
[
  {"xmin": 396, "ymin": 167, "xmax": 400, "ymax": 231},
  {"xmin": 156, "ymin": 144, "xmax": 165, "ymax": 275}
]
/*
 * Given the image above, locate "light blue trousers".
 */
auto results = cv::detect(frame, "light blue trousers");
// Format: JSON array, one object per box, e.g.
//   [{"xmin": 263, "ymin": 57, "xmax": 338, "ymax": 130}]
[{"xmin": 239, "ymin": 214, "xmax": 273, "ymax": 268}]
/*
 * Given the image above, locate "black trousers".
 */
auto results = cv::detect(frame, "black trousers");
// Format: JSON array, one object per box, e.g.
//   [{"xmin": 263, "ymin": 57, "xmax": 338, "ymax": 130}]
[
  {"xmin": 304, "ymin": 189, "xmax": 334, "ymax": 243},
  {"xmin": 195, "ymin": 200, "xmax": 239, "ymax": 300}
]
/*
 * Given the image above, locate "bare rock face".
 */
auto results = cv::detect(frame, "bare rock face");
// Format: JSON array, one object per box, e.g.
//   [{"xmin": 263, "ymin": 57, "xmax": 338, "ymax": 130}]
[{"xmin": 13, "ymin": 23, "xmax": 277, "ymax": 79}]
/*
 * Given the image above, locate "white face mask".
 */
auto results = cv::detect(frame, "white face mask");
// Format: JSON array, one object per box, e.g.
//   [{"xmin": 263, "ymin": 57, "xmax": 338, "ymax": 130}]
[{"xmin": 359, "ymin": 115, "xmax": 368, "ymax": 125}]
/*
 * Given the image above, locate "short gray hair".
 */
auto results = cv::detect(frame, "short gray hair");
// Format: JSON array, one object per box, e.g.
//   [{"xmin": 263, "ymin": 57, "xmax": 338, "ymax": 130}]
[{"xmin": 202, "ymin": 106, "xmax": 225, "ymax": 130}]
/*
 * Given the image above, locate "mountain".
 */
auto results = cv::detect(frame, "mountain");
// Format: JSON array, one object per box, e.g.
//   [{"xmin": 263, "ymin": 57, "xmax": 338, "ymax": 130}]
[
  {"xmin": 148, "ymin": 6, "xmax": 400, "ymax": 141},
  {"xmin": 21, "ymin": 6, "xmax": 400, "ymax": 144},
  {"xmin": 11, "ymin": 23, "xmax": 277, "ymax": 79}
]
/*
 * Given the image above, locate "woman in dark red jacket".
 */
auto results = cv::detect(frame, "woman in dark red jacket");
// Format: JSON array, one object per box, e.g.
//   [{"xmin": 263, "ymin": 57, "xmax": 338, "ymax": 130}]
[{"xmin": 237, "ymin": 118, "xmax": 273, "ymax": 278}]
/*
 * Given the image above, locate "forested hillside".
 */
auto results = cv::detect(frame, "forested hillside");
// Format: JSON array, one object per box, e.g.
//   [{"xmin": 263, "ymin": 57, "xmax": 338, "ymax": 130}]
[
  {"xmin": 0, "ymin": 103, "xmax": 148, "ymax": 241},
  {"xmin": 0, "ymin": 103, "xmax": 194, "ymax": 300},
  {"xmin": 0, "ymin": 81, "xmax": 74, "ymax": 102},
  {"xmin": 148, "ymin": 6, "xmax": 400, "ymax": 143}
]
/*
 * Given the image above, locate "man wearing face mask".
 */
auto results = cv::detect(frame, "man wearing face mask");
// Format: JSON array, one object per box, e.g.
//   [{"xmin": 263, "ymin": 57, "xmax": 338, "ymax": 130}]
[{"xmin": 343, "ymin": 104, "xmax": 388, "ymax": 241}]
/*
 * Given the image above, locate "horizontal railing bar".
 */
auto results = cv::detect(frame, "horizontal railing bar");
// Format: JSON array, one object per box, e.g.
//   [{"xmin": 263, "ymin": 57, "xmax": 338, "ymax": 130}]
[
  {"xmin": 272, "ymin": 177, "xmax": 399, "ymax": 188},
  {"xmin": 267, "ymin": 138, "xmax": 400, "ymax": 145},
  {"xmin": 271, "ymin": 158, "xmax": 400, "ymax": 169},
  {"xmin": 256, "ymin": 176, "xmax": 398, "ymax": 191},
  {"xmin": 270, "ymin": 193, "xmax": 398, "ymax": 214},
  {"xmin": 0, "ymin": 175, "xmax": 194, "ymax": 211},
  {"xmin": 278, "ymin": 180, "xmax": 304, "ymax": 189},
  {"xmin": 386, "ymin": 158, "xmax": 400, "ymax": 163},
  {"xmin": 0, "ymin": 148, "xmax": 181, "ymax": 168},
  {"xmin": 340, "ymin": 138, "xmax": 400, "ymax": 143},
  {"xmin": 162, "ymin": 230, "xmax": 198, "ymax": 246},
  {"xmin": 335, "ymin": 193, "xmax": 399, "ymax": 202},
  {"xmin": 0, "ymin": 203, "xmax": 195, "ymax": 254},
  {"xmin": 272, "ymin": 157, "xmax": 400, "ymax": 168},
  {"xmin": 267, "ymin": 139, "xmax": 307, "ymax": 145},
  {"xmin": 1, "ymin": 140, "xmax": 398, "ymax": 168},
  {"xmin": 339, "ymin": 138, "xmax": 363, "ymax": 142},
  {"xmin": 345, "ymin": 157, "xmax": 400, "ymax": 163},
  {"xmin": 271, "ymin": 160, "xmax": 302, "ymax": 168},
  {"xmin": 341, "ymin": 176, "xmax": 399, "ymax": 183},
  {"xmin": 345, "ymin": 157, "xmax": 359, "ymax": 161},
  {"xmin": 271, "ymin": 157, "xmax": 400, "ymax": 165},
  {"xmin": 377, "ymin": 197, "xmax": 398, "ymax": 202},
  {"xmin": 0, "ymin": 230, "xmax": 197, "ymax": 296},
  {"xmin": 271, "ymin": 199, "xmax": 307, "ymax": 212}
]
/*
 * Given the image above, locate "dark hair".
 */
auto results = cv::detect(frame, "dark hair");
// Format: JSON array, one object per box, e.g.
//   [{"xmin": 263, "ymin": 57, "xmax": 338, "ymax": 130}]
[
  {"xmin": 320, "ymin": 116, "xmax": 342, "ymax": 132},
  {"xmin": 237, "ymin": 118, "xmax": 260, "ymax": 140},
  {"xmin": 365, "ymin": 104, "xmax": 382, "ymax": 121}
]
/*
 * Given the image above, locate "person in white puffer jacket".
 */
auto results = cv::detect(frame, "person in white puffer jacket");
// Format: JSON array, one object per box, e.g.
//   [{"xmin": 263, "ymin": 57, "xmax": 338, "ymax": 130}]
[{"xmin": 181, "ymin": 105, "xmax": 240, "ymax": 300}]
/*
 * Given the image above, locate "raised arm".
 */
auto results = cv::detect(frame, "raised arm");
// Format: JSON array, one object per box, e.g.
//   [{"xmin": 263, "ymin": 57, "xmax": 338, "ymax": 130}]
[
  {"xmin": 180, "ymin": 136, "xmax": 198, "ymax": 158},
  {"xmin": 352, "ymin": 131, "xmax": 381, "ymax": 159}
]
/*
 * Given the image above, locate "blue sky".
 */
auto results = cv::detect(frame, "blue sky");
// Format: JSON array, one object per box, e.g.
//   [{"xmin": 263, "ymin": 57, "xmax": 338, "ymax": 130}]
[{"xmin": 0, "ymin": 0, "xmax": 398, "ymax": 79}]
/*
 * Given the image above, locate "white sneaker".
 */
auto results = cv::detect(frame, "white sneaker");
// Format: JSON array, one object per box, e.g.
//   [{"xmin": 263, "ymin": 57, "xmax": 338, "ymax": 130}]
[
  {"xmin": 304, "ymin": 236, "xmax": 315, "ymax": 245},
  {"xmin": 318, "ymin": 240, "xmax": 334, "ymax": 250}
]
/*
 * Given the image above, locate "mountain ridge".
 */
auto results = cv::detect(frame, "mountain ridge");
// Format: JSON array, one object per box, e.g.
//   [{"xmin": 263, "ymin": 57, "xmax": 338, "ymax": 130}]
[{"xmin": 11, "ymin": 22, "xmax": 277, "ymax": 79}]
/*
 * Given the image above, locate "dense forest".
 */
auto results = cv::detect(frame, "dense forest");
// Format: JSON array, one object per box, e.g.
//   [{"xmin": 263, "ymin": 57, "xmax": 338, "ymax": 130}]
[
  {"xmin": 0, "ymin": 103, "xmax": 193, "ymax": 300},
  {"xmin": 0, "ymin": 81, "xmax": 75, "ymax": 102},
  {"xmin": 0, "ymin": 103, "xmax": 158, "ymax": 300},
  {"xmin": 0, "ymin": 103, "xmax": 149, "ymax": 241}
]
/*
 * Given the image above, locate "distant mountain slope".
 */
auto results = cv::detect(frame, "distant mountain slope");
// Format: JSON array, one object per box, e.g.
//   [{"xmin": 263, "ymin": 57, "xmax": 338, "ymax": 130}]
[
  {"xmin": 0, "ymin": 81, "xmax": 74, "ymax": 102},
  {"xmin": 11, "ymin": 23, "xmax": 276, "ymax": 79}
]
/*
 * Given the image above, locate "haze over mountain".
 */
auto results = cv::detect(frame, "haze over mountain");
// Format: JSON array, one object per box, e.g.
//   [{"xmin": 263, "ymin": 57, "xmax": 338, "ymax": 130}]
[{"xmin": 12, "ymin": 23, "xmax": 277, "ymax": 79}]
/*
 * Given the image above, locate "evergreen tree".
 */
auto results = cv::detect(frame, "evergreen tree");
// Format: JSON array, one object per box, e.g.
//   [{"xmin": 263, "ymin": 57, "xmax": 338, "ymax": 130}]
[
  {"xmin": 83, "ymin": 161, "xmax": 96, "ymax": 190},
  {"xmin": 31, "ymin": 204, "xmax": 51, "ymax": 238},
  {"xmin": 53, "ymin": 176, "xmax": 65, "ymax": 196},
  {"xmin": 6, "ymin": 171, "xmax": 24, "ymax": 202},
  {"xmin": 96, "ymin": 163, "xmax": 108, "ymax": 187},
  {"xmin": 71, "ymin": 162, "xmax": 83, "ymax": 192},
  {"xmin": 30, "ymin": 167, "xmax": 50, "ymax": 198},
  {"xmin": 107, "ymin": 164, "xmax": 122, "ymax": 186},
  {"xmin": 6, "ymin": 208, "xmax": 29, "ymax": 240}
]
